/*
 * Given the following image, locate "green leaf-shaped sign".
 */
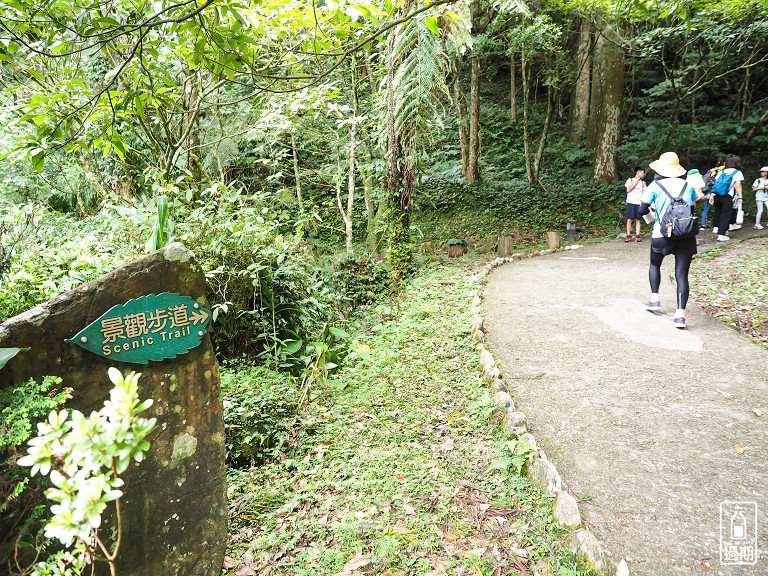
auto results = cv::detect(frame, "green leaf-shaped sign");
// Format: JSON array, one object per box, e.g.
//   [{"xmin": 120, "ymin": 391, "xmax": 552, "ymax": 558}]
[{"xmin": 65, "ymin": 293, "xmax": 211, "ymax": 364}]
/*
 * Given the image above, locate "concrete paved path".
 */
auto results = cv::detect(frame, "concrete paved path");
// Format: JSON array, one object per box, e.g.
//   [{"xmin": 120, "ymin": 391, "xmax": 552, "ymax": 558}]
[{"xmin": 483, "ymin": 231, "xmax": 768, "ymax": 575}]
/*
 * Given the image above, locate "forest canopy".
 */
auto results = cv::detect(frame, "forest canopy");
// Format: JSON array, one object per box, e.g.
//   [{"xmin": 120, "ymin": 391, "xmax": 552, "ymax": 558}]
[{"xmin": 0, "ymin": 0, "xmax": 767, "ymax": 264}]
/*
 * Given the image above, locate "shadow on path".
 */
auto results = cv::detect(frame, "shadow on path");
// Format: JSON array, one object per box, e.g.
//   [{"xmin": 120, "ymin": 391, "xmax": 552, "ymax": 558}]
[{"xmin": 483, "ymin": 232, "xmax": 768, "ymax": 576}]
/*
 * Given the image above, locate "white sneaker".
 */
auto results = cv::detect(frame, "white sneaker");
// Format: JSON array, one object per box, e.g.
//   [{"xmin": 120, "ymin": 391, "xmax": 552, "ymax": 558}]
[
  {"xmin": 755, "ymin": 224, "xmax": 764, "ymax": 229},
  {"xmin": 729, "ymin": 224, "xmax": 742, "ymax": 231},
  {"xmin": 712, "ymin": 227, "xmax": 718, "ymax": 234},
  {"xmin": 717, "ymin": 235, "xmax": 731, "ymax": 242}
]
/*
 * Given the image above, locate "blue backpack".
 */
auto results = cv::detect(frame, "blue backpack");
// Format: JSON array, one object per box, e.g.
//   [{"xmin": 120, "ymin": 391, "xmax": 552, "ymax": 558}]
[{"xmin": 711, "ymin": 170, "xmax": 737, "ymax": 196}]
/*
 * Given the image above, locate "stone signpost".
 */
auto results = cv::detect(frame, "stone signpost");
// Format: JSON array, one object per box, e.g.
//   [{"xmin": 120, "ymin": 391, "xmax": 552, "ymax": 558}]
[{"xmin": 0, "ymin": 243, "xmax": 227, "ymax": 576}]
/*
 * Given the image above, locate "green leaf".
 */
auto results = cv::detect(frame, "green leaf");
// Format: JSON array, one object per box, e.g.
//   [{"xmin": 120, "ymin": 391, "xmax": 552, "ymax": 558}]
[
  {"xmin": 328, "ymin": 327, "xmax": 350, "ymax": 339},
  {"xmin": 30, "ymin": 150, "xmax": 45, "ymax": 173},
  {"xmin": 278, "ymin": 339, "xmax": 303, "ymax": 356},
  {"xmin": 424, "ymin": 16, "xmax": 440, "ymax": 36},
  {"xmin": 0, "ymin": 347, "xmax": 29, "ymax": 370}
]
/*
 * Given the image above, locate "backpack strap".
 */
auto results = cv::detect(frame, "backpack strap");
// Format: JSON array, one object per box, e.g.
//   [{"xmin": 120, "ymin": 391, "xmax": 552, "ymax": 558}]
[
  {"xmin": 656, "ymin": 181, "xmax": 688, "ymax": 200},
  {"xmin": 656, "ymin": 181, "xmax": 673, "ymax": 200}
]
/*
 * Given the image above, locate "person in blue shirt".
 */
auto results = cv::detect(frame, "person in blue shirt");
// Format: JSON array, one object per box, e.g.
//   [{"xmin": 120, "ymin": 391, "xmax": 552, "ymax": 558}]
[{"xmin": 638, "ymin": 152, "xmax": 705, "ymax": 329}]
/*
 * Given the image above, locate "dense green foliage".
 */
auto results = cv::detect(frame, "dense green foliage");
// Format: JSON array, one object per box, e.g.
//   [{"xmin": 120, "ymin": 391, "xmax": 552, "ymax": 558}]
[
  {"xmin": 0, "ymin": 205, "xmax": 136, "ymax": 319},
  {"xmin": 0, "ymin": 374, "xmax": 71, "ymax": 574},
  {"xmin": 220, "ymin": 363, "xmax": 300, "ymax": 467},
  {"xmin": 0, "ymin": 376, "xmax": 70, "ymax": 451},
  {"xmin": 172, "ymin": 183, "xmax": 332, "ymax": 363}
]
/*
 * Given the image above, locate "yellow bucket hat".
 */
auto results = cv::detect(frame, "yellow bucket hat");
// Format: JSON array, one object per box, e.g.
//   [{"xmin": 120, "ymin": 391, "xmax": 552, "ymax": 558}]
[{"xmin": 649, "ymin": 152, "xmax": 686, "ymax": 178}]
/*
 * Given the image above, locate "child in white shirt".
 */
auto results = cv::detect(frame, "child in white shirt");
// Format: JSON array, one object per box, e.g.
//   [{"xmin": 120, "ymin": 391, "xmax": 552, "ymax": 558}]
[
  {"xmin": 624, "ymin": 166, "xmax": 646, "ymax": 242},
  {"xmin": 752, "ymin": 166, "xmax": 768, "ymax": 229}
]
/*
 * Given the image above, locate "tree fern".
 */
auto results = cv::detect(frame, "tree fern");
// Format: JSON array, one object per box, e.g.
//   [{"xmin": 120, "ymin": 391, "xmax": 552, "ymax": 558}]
[{"xmin": 391, "ymin": 13, "xmax": 449, "ymax": 152}]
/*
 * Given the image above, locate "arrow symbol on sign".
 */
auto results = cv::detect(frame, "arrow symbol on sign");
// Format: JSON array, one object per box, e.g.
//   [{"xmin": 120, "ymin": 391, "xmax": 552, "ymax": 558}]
[{"xmin": 190, "ymin": 309, "xmax": 209, "ymax": 325}]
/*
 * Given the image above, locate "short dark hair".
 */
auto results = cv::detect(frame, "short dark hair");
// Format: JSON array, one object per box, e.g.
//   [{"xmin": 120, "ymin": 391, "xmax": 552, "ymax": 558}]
[
  {"xmin": 724, "ymin": 156, "xmax": 740, "ymax": 169},
  {"xmin": 633, "ymin": 165, "xmax": 645, "ymax": 173}
]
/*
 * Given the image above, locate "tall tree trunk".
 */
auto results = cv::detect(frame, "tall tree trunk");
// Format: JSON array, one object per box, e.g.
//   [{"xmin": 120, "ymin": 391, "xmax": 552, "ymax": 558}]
[
  {"xmin": 185, "ymin": 73, "xmax": 204, "ymax": 186},
  {"xmin": 212, "ymin": 92, "xmax": 226, "ymax": 181},
  {"xmin": 510, "ymin": 53, "xmax": 517, "ymax": 121},
  {"xmin": 687, "ymin": 68, "xmax": 699, "ymax": 166},
  {"xmin": 533, "ymin": 85, "xmax": 557, "ymax": 182},
  {"xmin": 360, "ymin": 140, "xmax": 387, "ymax": 253},
  {"xmin": 453, "ymin": 56, "xmax": 469, "ymax": 177},
  {"xmin": 466, "ymin": 54, "xmax": 481, "ymax": 181},
  {"xmin": 386, "ymin": 26, "xmax": 412, "ymax": 280},
  {"xmin": 361, "ymin": 163, "xmax": 377, "ymax": 251},
  {"xmin": 345, "ymin": 123, "xmax": 356, "ymax": 252},
  {"xmin": 360, "ymin": 46, "xmax": 385, "ymax": 253},
  {"xmin": 291, "ymin": 132, "xmax": 305, "ymax": 215},
  {"xmin": 464, "ymin": 0, "xmax": 482, "ymax": 182},
  {"xmin": 586, "ymin": 29, "xmax": 606, "ymax": 150},
  {"xmin": 740, "ymin": 66, "xmax": 751, "ymax": 122},
  {"xmin": 593, "ymin": 22, "xmax": 625, "ymax": 183},
  {"xmin": 73, "ymin": 150, "xmax": 108, "ymax": 215},
  {"xmin": 521, "ymin": 56, "xmax": 534, "ymax": 184},
  {"xmin": 571, "ymin": 18, "xmax": 591, "ymax": 144},
  {"xmin": 335, "ymin": 155, "xmax": 355, "ymax": 254}
]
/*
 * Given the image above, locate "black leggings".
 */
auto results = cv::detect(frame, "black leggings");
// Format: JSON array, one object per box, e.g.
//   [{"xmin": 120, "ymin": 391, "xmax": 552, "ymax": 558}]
[
  {"xmin": 649, "ymin": 248, "xmax": 694, "ymax": 310},
  {"xmin": 713, "ymin": 194, "xmax": 734, "ymax": 234}
]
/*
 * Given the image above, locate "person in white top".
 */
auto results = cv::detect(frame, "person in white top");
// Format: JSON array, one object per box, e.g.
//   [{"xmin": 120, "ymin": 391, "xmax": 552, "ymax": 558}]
[
  {"xmin": 624, "ymin": 166, "xmax": 646, "ymax": 242},
  {"xmin": 751, "ymin": 166, "xmax": 768, "ymax": 229},
  {"xmin": 710, "ymin": 156, "xmax": 744, "ymax": 242}
]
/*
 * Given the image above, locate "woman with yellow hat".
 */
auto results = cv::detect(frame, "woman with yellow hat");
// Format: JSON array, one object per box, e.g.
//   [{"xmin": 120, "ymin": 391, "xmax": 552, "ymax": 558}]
[{"xmin": 638, "ymin": 152, "xmax": 705, "ymax": 329}]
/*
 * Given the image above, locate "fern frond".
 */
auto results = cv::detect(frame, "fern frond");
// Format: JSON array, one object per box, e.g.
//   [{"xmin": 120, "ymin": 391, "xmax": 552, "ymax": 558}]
[{"xmin": 391, "ymin": 15, "xmax": 449, "ymax": 148}]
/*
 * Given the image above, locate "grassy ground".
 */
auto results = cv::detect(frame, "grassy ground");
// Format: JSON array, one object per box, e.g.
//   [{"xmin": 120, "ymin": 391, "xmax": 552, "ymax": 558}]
[
  {"xmin": 690, "ymin": 237, "xmax": 768, "ymax": 348},
  {"xmin": 224, "ymin": 257, "xmax": 594, "ymax": 576}
]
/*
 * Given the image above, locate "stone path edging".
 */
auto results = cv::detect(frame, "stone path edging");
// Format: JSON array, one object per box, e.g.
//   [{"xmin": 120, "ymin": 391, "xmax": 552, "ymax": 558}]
[{"xmin": 466, "ymin": 246, "xmax": 617, "ymax": 576}]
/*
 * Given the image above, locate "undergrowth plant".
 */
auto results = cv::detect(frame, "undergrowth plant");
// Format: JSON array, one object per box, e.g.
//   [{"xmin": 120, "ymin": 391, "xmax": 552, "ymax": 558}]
[
  {"xmin": 220, "ymin": 363, "xmax": 300, "ymax": 468},
  {"xmin": 0, "ymin": 367, "xmax": 73, "ymax": 574},
  {"xmin": 174, "ymin": 182, "xmax": 334, "ymax": 366},
  {"xmin": 17, "ymin": 368, "xmax": 156, "ymax": 576},
  {"xmin": 0, "ymin": 208, "xmax": 138, "ymax": 320},
  {"xmin": 144, "ymin": 194, "xmax": 175, "ymax": 253}
]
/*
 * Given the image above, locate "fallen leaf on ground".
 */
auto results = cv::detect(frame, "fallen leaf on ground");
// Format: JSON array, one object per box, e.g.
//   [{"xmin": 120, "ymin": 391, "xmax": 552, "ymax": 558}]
[
  {"xmin": 222, "ymin": 557, "xmax": 237, "ymax": 569},
  {"xmin": 753, "ymin": 408, "xmax": 763, "ymax": 417},
  {"xmin": 735, "ymin": 444, "xmax": 745, "ymax": 454},
  {"xmin": 717, "ymin": 389, "xmax": 734, "ymax": 398},
  {"xmin": 334, "ymin": 552, "xmax": 372, "ymax": 576},
  {"xmin": 616, "ymin": 559, "xmax": 629, "ymax": 576},
  {"xmin": 434, "ymin": 526, "xmax": 460, "ymax": 541}
]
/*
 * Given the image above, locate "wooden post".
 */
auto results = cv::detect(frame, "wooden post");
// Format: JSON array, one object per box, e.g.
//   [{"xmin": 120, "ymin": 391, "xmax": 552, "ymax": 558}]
[
  {"xmin": 546, "ymin": 231, "xmax": 560, "ymax": 250},
  {"xmin": 498, "ymin": 236, "xmax": 515, "ymax": 256},
  {"xmin": 447, "ymin": 244, "xmax": 467, "ymax": 258}
]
